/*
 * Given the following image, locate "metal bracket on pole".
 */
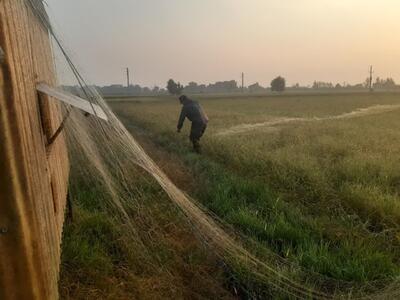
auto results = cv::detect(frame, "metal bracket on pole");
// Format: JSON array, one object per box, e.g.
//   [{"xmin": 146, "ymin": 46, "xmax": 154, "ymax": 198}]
[{"xmin": 36, "ymin": 83, "xmax": 108, "ymax": 121}]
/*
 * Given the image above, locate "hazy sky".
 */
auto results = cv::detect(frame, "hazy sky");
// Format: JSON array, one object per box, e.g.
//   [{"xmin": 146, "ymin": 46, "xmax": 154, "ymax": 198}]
[{"xmin": 46, "ymin": 0, "xmax": 400, "ymax": 87}]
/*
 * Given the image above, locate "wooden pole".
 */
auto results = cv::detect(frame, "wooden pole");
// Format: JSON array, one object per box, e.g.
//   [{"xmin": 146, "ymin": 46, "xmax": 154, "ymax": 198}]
[
  {"xmin": 0, "ymin": 0, "xmax": 69, "ymax": 299},
  {"xmin": 369, "ymin": 65, "xmax": 374, "ymax": 92},
  {"xmin": 126, "ymin": 67, "xmax": 130, "ymax": 87},
  {"xmin": 241, "ymin": 72, "xmax": 244, "ymax": 92}
]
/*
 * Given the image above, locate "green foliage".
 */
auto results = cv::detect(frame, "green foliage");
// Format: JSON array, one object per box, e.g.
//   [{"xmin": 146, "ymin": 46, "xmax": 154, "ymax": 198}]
[
  {"xmin": 167, "ymin": 79, "xmax": 184, "ymax": 95},
  {"xmin": 146, "ymin": 133, "xmax": 399, "ymax": 283},
  {"xmin": 60, "ymin": 173, "xmax": 234, "ymax": 299},
  {"xmin": 271, "ymin": 76, "xmax": 286, "ymax": 92}
]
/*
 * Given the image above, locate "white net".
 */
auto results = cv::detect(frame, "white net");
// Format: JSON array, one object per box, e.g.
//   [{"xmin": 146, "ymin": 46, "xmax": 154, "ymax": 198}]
[{"xmin": 27, "ymin": 0, "xmax": 400, "ymax": 298}]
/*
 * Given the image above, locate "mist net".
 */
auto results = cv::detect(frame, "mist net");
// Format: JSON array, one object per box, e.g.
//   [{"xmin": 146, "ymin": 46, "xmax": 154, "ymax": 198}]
[{"xmin": 27, "ymin": 0, "xmax": 400, "ymax": 299}]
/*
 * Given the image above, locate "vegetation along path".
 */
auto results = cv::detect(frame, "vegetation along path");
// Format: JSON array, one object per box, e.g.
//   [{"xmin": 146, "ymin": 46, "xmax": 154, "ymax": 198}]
[{"xmin": 110, "ymin": 93, "xmax": 400, "ymax": 297}]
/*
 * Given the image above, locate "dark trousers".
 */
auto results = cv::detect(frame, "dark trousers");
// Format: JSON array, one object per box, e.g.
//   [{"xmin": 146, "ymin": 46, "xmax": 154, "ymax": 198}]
[{"xmin": 190, "ymin": 122, "xmax": 207, "ymax": 153}]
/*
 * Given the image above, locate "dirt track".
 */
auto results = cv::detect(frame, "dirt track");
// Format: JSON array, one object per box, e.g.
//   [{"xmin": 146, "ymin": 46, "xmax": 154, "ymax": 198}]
[{"xmin": 216, "ymin": 104, "xmax": 400, "ymax": 136}]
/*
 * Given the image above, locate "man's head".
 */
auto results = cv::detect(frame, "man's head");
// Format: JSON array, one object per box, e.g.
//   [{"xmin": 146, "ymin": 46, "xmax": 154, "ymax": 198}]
[{"xmin": 179, "ymin": 95, "xmax": 188, "ymax": 104}]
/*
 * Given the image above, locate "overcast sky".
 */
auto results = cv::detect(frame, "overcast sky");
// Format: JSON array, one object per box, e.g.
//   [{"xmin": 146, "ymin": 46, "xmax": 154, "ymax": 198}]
[{"xmin": 46, "ymin": 0, "xmax": 400, "ymax": 87}]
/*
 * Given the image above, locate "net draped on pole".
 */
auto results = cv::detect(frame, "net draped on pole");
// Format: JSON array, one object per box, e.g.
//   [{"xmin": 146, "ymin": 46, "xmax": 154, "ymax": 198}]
[{"xmin": 27, "ymin": 0, "xmax": 400, "ymax": 298}]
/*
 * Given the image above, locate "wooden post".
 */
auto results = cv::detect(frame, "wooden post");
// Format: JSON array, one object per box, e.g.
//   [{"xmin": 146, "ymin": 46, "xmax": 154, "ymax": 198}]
[
  {"xmin": 126, "ymin": 67, "xmax": 130, "ymax": 87},
  {"xmin": 369, "ymin": 65, "xmax": 374, "ymax": 92},
  {"xmin": 241, "ymin": 72, "xmax": 244, "ymax": 92},
  {"xmin": 0, "ymin": 0, "xmax": 69, "ymax": 299}
]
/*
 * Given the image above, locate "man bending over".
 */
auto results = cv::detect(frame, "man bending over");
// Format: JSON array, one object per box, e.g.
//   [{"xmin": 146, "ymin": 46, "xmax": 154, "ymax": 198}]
[{"xmin": 177, "ymin": 95, "xmax": 209, "ymax": 153}]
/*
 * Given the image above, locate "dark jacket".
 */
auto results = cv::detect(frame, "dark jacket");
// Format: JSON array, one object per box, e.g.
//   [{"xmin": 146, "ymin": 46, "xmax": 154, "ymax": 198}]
[{"xmin": 177, "ymin": 99, "xmax": 208, "ymax": 130}]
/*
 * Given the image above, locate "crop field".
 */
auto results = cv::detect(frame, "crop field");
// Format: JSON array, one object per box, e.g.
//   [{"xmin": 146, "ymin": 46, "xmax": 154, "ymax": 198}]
[{"xmin": 107, "ymin": 92, "xmax": 400, "ymax": 294}]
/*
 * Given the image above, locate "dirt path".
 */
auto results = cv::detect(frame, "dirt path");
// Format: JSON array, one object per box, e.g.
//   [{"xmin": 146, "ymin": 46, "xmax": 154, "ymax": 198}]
[{"xmin": 217, "ymin": 104, "xmax": 400, "ymax": 136}]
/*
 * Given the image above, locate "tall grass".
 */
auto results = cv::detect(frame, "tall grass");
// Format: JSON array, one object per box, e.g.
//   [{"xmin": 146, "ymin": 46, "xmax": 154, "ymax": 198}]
[
  {"xmin": 109, "ymin": 93, "xmax": 400, "ymax": 287},
  {"xmin": 59, "ymin": 166, "xmax": 234, "ymax": 299}
]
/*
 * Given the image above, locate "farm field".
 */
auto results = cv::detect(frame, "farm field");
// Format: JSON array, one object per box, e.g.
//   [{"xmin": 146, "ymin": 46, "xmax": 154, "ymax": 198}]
[{"xmin": 108, "ymin": 92, "xmax": 400, "ymax": 295}]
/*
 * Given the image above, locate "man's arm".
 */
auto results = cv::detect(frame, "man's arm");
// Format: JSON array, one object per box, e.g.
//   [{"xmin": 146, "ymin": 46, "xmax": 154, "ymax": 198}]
[{"xmin": 177, "ymin": 107, "xmax": 186, "ymax": 131}]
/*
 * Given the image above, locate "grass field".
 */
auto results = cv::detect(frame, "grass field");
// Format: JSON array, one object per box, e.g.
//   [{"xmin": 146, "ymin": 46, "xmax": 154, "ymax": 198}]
[
  {"xmin": 59, "ymin": 159, "xmax": 235, "ymax": 299},
  {"xmin": 60, "ymin": 92, "xmax": 400, "ymax": 299},
  {"xmin": 107, "ymin": 92, "xmax": 400, "ymax": 292}
]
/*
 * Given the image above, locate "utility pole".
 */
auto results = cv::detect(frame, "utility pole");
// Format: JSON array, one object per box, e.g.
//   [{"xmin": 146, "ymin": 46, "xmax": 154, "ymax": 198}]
[
  {"xmin": 241, "ymin": 72, "xmax": 244, "ymax": 92},
  {"xmin": 368, "ymin": 65, "xmax": 374, "ymax": 92},
  {"xmin": 126, "ymin": 67, "xmax": 130, "ymax": 87}
]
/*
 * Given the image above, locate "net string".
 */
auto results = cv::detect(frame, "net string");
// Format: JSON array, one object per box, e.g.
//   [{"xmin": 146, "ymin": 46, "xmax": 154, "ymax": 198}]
[{"xmin": 24, "ymin": 1, "xmax": 400, "ymax": 299}]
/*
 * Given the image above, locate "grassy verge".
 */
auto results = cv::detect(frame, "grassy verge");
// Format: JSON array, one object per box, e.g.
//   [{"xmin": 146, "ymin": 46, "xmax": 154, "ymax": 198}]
[
  {"xmin": 59, "ymin": 165, "xmax": 235, "ymax": 299},
  {"xmin": 115, "ymin": 112, "xmax": 400, "ymax": 291}
]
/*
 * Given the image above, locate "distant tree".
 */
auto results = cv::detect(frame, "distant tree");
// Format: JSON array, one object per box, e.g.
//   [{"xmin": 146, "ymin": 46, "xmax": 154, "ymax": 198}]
[
  {"xmin": 386, "ymin": 78, "xmax": 396, "ymax": 87},
  {"xmin": 167, "ymin": 79, "xmax": 175, "ymax": 94},
  {"xmin": 187, "ymin": 81, "xmax": 198, "ymax": 88},
  {"xmin": 271, "ymin": 76, "xmax": 286, "ymax": 92},
  {"xmin": 335, "ymin": 83, "xmax": 342, "ymax": 89},
  {"xmin": 373, "ymin": 77, "xmax": 396, "ymax": 89},
  {"xmin": 292, "ymin": 83, "xmax": 300, "ymax": 89},
  {"xmin": 312, "ymin": 81, "xmax": 318, "ymax": 89},
  {"xmin": 184, "ymin": 81, "xmax": 202, "ymax": 94},
  {"xmin": 363, "ymin": 77, "xmax": 371, "ymax": 89},
  {"xmin": 167, "ymin": 79, "xmax": 184, "ymax": 95},
  {"xmin": 312, "ymin": 81, "xmax": 334, "ymax": 89}
]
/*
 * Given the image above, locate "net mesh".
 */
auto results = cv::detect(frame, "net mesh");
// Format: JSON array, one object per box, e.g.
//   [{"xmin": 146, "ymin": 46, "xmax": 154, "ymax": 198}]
[{"xmin": 26, "ymin": 0, "xmax": 400, "ymax": 298}]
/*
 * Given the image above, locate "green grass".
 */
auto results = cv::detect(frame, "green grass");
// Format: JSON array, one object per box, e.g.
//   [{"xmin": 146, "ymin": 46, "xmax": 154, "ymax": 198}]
[
  {"xmin": 134, "ymin": 129, "xmax": 399, "ymax": 284},
  {"xmin": 59, "ymin": 166, "xmax": 235, "ymax": 299},
  {"xmin": 109, "ymin": 92, "xmax": 400, "ymax": 290}
]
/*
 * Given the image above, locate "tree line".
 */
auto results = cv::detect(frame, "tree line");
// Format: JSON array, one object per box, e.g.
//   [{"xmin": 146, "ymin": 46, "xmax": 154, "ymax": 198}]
[
  {"xmin": 167, "ymin": 76, "xmax": 399, "ymax": 95},
  {"xmin": 62, "ymin": 76, "xmax": 399, "ymax": 97},
  {"xmin": 167, "ymin": 76, "xmax": 286, "ymax": 95}
]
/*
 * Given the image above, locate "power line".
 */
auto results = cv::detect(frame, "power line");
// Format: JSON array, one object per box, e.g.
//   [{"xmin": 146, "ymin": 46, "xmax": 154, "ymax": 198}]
[
  {"xmin": 126, "ymin": 67, "xmax": 130, "ymax": 87},
  {"xmin": 241, "ymin": 72, "xmax": 244, "ymax": 92},
  {"xmin": 369, "ymin": 65, "xmax": 374, "ymax": 92}
]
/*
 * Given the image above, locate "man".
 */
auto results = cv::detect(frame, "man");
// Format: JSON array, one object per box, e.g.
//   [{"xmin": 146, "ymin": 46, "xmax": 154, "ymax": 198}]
[{"xmin": 177, "ymin": 95, "xmax": 209, "ymax": 153}]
